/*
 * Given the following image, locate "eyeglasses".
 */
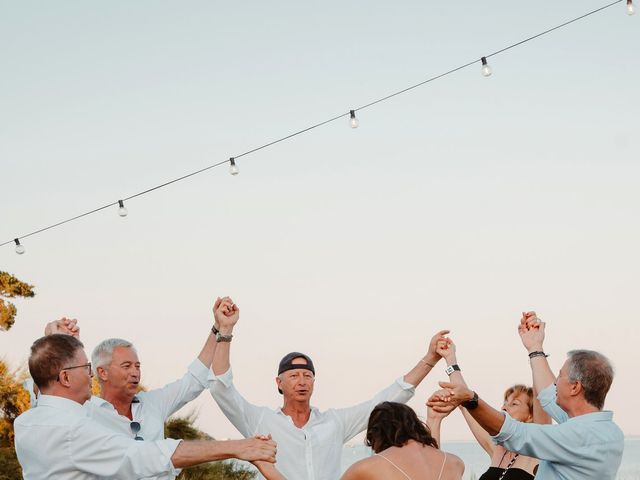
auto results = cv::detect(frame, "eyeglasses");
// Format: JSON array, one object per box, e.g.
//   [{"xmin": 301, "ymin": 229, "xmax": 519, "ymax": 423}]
[
  {"xmin": 130, "ymin": 421, "xmax": 143, "ymax": 441},
  {"xmin": 57, "ymin": 362, "xmax": 92, "ymax": 381},
  {"xmin": 61, "ymin": 362, "xmax": 92, "ymax": 374}
]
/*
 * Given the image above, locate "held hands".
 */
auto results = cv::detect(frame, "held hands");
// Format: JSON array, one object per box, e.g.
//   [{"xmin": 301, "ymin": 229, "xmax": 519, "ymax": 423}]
[
  {"xmin": 213, "ymin": 296, "xmax": 239, "ymax": 334},
  {"xmin": 426, "ymin": 400, "xmax": 456, "ymax": 421},
  {"xmin": 435, "ymin": 336, "xmax": 456, "ymax": 365},
  {"xmin": 425, "ymin": 330, "xmax": 451, "ymax": 366},
  {"xmin": 235, "ymin": 435, "xmax": 277, "ymax": 463},
  {"xmin": 44, "ymin": 318, "xmax": 80, "ymax": 338},
  {"xmin": 427, "ymin": 381, "xmax": 474, "ymax": 412},
  {"xmin": 518, "ymin": 311, "xmax": 545, "ymax": 353}
]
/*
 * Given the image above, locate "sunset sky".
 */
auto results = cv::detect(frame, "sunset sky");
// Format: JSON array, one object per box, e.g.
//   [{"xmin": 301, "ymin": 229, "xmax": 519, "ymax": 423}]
[{"xmin": 2, "ymin": 0, "xmax": 638, "ymax": 442}]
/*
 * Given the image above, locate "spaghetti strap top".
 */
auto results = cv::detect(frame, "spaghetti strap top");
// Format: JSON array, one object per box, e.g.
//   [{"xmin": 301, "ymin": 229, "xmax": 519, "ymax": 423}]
[{"xmin": 375, "ymin": 452, "xmax": 448, "ymax": 480}]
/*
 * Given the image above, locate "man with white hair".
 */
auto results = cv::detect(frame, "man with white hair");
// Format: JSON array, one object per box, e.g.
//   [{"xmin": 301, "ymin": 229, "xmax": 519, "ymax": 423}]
[
  {"xmin": 15, "ymin": 333, "xmax": 277, "ymax": 479},
  {"xmin": 42, "ymin": 297, "xmax": 237, "ymax": 480}
]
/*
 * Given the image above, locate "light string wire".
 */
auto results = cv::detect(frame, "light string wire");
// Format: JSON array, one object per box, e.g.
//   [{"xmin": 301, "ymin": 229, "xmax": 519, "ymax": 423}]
[{"xmin": 1, "ymin": 0, "xmax": 624, "ymax": 248}]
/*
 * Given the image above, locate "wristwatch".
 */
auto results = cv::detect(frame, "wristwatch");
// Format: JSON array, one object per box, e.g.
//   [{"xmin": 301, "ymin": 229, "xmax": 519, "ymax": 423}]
[
  {"xmin": 215, "ymin": 332, "xmax": 233, "ymax": 343},
  {"xmin": 462, "ymin": 391, "xmax": 479, "ymax": 410},
  {"xmin": 444, "ymin": 364, "xmax": 461, "ymax": 376}
]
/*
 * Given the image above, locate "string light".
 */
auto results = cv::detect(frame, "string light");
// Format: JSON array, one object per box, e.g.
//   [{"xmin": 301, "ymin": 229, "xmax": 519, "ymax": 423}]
[
  {"xmin": 14, "ymin": 239, "xmax": 25, "ymax": 255},
  {"xmin": 118, "ymin": 200, "xmax": 128, "ymax": 217},
  {"xmin": 0, "ymin": 0, "xmax": 627, "ymax": 252},
  {"xmin": 229, "ymin": 158, "xmax": 239, "ymax": 176},
  {"xmin": 481, "ymin": 57, "xmax": 492, "ymax": 77},
  {"xmin": 349, "ymin": 110, "xmax": 359, "ymax": 128}
]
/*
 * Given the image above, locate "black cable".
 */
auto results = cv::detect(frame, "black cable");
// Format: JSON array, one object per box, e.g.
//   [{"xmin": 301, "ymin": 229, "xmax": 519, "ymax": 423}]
[{"xmin": 1, "ymin": 0, "xmax": 625, "ymax": 248}]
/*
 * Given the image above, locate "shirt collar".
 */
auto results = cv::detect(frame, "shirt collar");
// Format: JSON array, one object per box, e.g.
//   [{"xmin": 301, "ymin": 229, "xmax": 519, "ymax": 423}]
[
  {"xmin": 37, "ymin": 394, "xmax": 86, "ymax": 413},
  {"xmin": 276, "ymin": 406, "xmax": 319, "ymax": 417},
  {"xmin": 567, "ymin": 410, "xmax": 614, "ymax": 423}
]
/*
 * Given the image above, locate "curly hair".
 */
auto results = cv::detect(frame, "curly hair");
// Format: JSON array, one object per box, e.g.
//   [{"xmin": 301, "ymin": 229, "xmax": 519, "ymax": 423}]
[{"xmin": 365, "ymin": 402, "xmax": 439, "ymax": 453}]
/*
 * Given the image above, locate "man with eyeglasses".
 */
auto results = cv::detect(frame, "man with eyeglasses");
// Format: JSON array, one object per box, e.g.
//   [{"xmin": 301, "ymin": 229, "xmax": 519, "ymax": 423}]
[
  {"xmin": 14, "ymin": 333, "xmax": 277, "ymax": 479},
  {"xmin": 36, "ymin": 297, "xmax": 239, "ymax": 480}
]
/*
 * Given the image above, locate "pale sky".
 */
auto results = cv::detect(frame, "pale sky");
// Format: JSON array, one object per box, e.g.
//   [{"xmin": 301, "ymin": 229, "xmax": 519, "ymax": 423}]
[{"xmin": 1, "ymin": 0, "xmax": 639, "ymax": 443}]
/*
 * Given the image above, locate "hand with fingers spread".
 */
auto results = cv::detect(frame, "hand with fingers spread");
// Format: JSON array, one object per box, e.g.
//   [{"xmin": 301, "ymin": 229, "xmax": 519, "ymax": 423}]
[
  {"xmin": 44, "ymin": 317, "xmax": 80, "ymax": 338},
  {"xmin": 518, "ymin": 311, "xmax": 545, "ymax": 353}
]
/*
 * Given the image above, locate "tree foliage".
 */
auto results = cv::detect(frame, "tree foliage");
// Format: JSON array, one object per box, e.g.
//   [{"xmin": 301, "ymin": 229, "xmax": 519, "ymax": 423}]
[
  {"xmin": 0, "ymin": 360, "xmax": 30, "ymax": 480},
  {"xmin": 0, "ymin": 272, "xmax": 35, "ymax": 331}
]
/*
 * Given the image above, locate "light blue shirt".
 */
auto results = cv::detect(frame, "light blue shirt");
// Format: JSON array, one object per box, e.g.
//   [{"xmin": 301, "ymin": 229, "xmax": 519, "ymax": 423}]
[{"xmin": 492, "ymin": 384, "xmax": 624, "ymax": 480}]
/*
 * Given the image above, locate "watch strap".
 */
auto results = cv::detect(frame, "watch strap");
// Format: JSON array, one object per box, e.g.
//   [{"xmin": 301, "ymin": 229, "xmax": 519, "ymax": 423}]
[{"xmin": 445, "ymin": 364, "xmax": 461, "ymax": 376}]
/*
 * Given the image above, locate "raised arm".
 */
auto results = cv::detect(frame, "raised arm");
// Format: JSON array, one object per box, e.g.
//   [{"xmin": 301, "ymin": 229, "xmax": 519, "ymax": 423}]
[
  {"xmin": 519, "ymin": 312, "xmax": 555, "ymax": 393},
  {"xmin": 403, "ymin": 329, "xmax": 450, "ymax": 387},
  {"xmin": 211, "ymin": 297, "xmax": 239, "ymax": 376},
  {"xmin": 436, "ymin": 338, "xmax": 495, "ymax": 456},
  {"xmin": 195, "ymin": 297, "xmax": 225, "ymax": 369}
]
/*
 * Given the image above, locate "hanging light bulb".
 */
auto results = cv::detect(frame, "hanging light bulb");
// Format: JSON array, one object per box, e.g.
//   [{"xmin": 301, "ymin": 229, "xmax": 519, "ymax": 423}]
[
  {"xmin": 628, "ymin": 0, "xmax": 635, "ymax": 15},
  {"xmin": 118, "ymin": 200, "xmax": 128, "ymax": 217},
  {"xmin": 14, "ymin": 238, "xmax": 25, "ymax": 255},
  {"xmin": 481, "ymin": 57, "xmax": 492, "ymax": 77},
  {"xmin": 349, "ymin": 110, "xmax": 359, "ymax": 128},
  {"xmin": 229, "ymin": 157, "xmax": 239, "ymax": 176}
]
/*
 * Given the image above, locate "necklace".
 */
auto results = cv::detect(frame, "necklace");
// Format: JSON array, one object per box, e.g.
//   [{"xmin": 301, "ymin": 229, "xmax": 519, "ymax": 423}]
[{"xmin": 497, "ymin": 451, "xmax": 520, "ymax": 480}]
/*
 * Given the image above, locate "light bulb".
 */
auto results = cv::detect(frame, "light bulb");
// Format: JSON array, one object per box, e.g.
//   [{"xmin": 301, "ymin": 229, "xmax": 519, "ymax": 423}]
[
  {"xmin": 628, "ymin": 0, "xmax": 635, "ymax": 15},
  {"xmin": 349, "ymin": 110, "xmax": 359, "ymax": 128},
  {"xmin": 118, "ymin": 200, "xmax": 128, "ymax": 217},
  {"xmin": 229, "ymin": 158, "xmax": 239, "ymax": 176},
  {"xmin": 481, "ymin": 57, "xmax": 492, "ymax": 77},
  {"xmin": 14, "ymin": 238, "xmax": 25, "ymax": 255}
]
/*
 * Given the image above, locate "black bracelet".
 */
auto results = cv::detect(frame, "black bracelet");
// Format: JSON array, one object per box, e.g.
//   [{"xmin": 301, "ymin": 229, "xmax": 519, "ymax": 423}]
[
  {"xmin": 211, "ymin": 325, "xmax": 219, "ymax": 335},
  {"xmin": 528, "ymin": 351, "xmax": 549, "ymax": 359}
]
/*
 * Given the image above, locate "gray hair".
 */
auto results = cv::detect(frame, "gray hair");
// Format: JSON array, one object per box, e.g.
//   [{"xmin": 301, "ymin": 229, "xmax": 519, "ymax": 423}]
[
  {"xmin": 566, "ymin": 349, "xmax": 614, "ymax": 410},
  {"xmin": 91, "ymin": 338, "xmax": 137, "ymax": 375}
]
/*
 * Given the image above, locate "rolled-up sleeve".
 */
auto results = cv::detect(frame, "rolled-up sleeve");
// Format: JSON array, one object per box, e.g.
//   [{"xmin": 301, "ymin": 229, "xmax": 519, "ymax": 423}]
[
  {"xmin": 538, "ymin": 384, "xmax": 569, "ymax": 424},
  {"xmin": 142, "ymin": 359, "xmax": 209, "ymax": 419},
  {"xmin": 335, "ymin": 377, "xmax": 416, "ymax": 442},
  {"xmin": 208, "ymin": 368, "xmax": 265, "ymax": 438},
  {"xmin": 493, "ymin": 412, "xmax": 586, "ymax": 464}
]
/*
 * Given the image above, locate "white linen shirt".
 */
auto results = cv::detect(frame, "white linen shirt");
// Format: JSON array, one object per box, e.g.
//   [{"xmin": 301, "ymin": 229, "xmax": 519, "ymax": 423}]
[
  {"xmin": 492, "ymin": 384, "xmax": 624, "ymax": 480},
  {"xmin": 14, "ymin": 395, "xmax": 181, "ymax": 480},
  {"xmin": 86, "ymin": 358, "xmax": 210, "ymax": 480},
  {"xmin": 209, "ymin": 368, "xmax": 415, "ymax": 480}
]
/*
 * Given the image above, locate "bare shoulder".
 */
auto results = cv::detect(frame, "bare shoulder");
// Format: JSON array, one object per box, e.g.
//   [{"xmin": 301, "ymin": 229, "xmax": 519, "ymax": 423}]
[
  {"xmin": 341, "ymin": 457, "xmax": 384, "ymax": 480},
  {"xmin": 443, "ymin": 451, "xmax": 465, "ymax": 476}
]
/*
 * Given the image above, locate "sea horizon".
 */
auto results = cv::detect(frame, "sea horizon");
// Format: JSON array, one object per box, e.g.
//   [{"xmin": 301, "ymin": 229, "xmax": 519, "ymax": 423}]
[{"xmin": 340, "ymin": 437, "xmax": 640, "ymax": 480}]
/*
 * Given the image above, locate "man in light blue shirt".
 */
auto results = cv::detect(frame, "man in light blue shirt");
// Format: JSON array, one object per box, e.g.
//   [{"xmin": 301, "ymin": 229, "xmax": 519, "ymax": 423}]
[{"xmin": 428, "ymin": 311, "xmax": 624, "ymax": 480}]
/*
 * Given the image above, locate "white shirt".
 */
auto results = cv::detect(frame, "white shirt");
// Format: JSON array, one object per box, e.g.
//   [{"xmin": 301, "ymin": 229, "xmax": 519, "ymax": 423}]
[
  {"xmin": 209, "ymin": 368, "xmax": 415, "ymax": 480},
  {"xmin": 14, "ymin": 395, "xmax": 181, "ymax": 480},
  {"xmin": 85, "ymin": 358, "xmax": 210, "ymax": 480},
  {"xmin": 492, "ymin": 384, "xmax": 624, "ymax": 479}
]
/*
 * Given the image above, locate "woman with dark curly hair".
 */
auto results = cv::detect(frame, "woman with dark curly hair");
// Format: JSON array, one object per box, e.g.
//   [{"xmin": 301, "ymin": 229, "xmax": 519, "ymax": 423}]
[{"xmin": 254, "ymin": 401, "xmax": 463, "ymax": 480}]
